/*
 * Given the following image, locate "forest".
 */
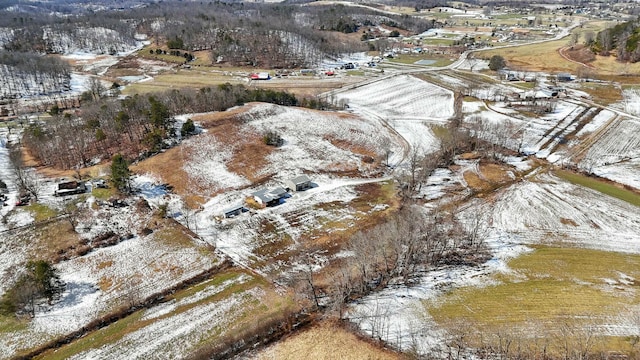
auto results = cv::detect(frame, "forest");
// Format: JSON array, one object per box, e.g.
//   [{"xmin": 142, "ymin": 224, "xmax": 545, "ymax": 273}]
[{"xmin": 0, "ymin": 1, "xmax": 434, "ymax": 68}]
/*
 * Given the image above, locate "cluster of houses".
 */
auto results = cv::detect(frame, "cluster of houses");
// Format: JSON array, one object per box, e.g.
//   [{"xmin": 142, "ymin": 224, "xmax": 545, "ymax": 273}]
[{"xmin": 222, "ymin": 175, "xmax": 312, "ymax": 219}]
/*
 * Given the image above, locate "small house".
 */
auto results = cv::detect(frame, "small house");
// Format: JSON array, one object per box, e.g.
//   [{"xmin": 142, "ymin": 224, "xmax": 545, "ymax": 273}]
[
  {"xmin": 223, "ymin": 204, "xmax": 247, "ymax": 218},
  {"xmin": 54, "ymin": 179, "xmax": 87, "ymax": 196},
  {"xmin": 251, "ymin": 187, "xmax": 289, "ymax": 207},
  {"xmin": 285, "ymin": 175, "xmax": 312, "ymax": 192},
  {"xmin": 556, "ymin": 73, "xmax": 573, "ymax": 82}
]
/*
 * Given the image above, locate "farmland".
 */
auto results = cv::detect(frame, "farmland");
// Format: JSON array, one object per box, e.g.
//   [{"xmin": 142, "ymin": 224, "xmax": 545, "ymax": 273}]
[{"xmin": 1, "ymin": 0, "xmax": 640, "ymax": 358}]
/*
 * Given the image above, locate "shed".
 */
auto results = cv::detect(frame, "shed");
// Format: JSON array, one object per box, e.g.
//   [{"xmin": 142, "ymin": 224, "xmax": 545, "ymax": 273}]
[
  {"xmin": 285, "ymin": 175, "xmax": 311, "ymax": 192},
  {"xmin": 223, "ymin": 204, "xmax": 247, "ymax": 218}
]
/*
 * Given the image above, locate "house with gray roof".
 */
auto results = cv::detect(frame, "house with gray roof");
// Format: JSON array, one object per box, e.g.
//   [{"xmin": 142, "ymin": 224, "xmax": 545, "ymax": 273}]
[{"xmin": 251, "ymin": 186, "xmax": 289, "ymax": 207}]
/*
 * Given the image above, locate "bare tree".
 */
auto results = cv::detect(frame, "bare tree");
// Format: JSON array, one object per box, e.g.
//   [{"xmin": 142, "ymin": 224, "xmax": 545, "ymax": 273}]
[
  {"xmin": 583, "ymin": 31, "xmax": 595, "ymax": 46},
  {"xmin": 291, "ymin": 253, "xmax": 321, "ymax": 310},
  {"xmin": 569, "ymin": 32, "xmax": 580, "ymax": 47},
  {"xmin": 61, "ymin": 200, "xmax": 81, "ymax": 231},
  {"xmin": 9, "ymin": 144, "xmax": 42, "ymax": 201}
]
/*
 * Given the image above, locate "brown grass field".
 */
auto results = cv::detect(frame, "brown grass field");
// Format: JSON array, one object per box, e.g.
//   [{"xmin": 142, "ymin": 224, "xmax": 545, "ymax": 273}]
[
  {"xmin": 132, "ymin": 105, "xmax": 270, "ymax": 206},
  {"xmin": 478, "ymin": 21, "xmax": 640, "ymax": 85},
  {"xmin": 251, "ymin": 321, "xmax": 403, "ymax": 360},
  {"xmin": 463, "ymin": 161, "xmax": 517, "ymax": 194}
]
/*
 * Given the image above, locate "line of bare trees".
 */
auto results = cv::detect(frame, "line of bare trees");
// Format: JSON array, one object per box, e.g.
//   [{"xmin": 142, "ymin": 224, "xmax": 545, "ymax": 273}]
[
  {"xmin": 292, "ymin": 204, "xmax": 491, "ymax": 317},
  {"xmin": 8, "ymin": 143, "xmax": 43, "ymax": 201}
]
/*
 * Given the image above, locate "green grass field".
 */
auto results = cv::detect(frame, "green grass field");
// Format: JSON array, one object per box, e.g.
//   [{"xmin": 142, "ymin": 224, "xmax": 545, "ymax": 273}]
[
  {"xmin": 554, "ymin": 169, "xmax": 640, "ymax": 207},
  {"xmin": 122, "ymin": 70, "xmax": 245, "ymax": 95},
  {"xmin": 425, "ymin": 246, "xmax": 640, "ymax": 331},
  {"xmin": 24, "ymin": 203, "xmax": 58, "ymax": 222},
  {"xmin": 420, "ymin": 38, "xmax": 457, "ymax": 46}
]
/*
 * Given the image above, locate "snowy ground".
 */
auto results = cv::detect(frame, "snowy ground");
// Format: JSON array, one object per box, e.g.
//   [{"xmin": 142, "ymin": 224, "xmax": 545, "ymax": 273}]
[
  {"xmin": 138, "ymin": 103, "xmax": 402, "ymax": 200},
  {"xmin": 1, "ymin": 228, "xmax": 220, "ymax": 358},
  {"xmin": 335, "ymin": 75, "xmax": 453, "ymax": 164},
  {"xmin": 578, "ymin": 116, "xmax": 640, "ymax": 190},
  {"xmin": 62, "ymin": 273, "xmax": 256, "ymax": 360},
  {"xmin": 191, "ymin": 175, "xmax": 390, "ymax": 276},
  {"xmin": 349, "ymin": 171, "xmax": 640, "ymax": 355},
  {"xmin": 239, "ymin": 103, "xmax": 400, "ymax": 179},
  {"xmin": 0, "ymin": 167, "xmax": 221, "ymax": 358},
  {"xmin": 131, "ymin": 104, "xmax": 403, "ymax": 276}
]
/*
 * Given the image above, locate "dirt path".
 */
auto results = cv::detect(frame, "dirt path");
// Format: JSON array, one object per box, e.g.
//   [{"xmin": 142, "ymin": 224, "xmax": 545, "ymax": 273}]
[{"xmin": 557, "ymin": 46, "xmax": 595, "ymax": 69}]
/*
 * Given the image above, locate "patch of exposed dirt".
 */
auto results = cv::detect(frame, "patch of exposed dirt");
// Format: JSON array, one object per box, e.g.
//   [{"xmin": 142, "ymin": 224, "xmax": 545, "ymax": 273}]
[
  {"xmin": 560, "ymin": 217, "xmax": 579, "ymax": 226},
  {"xmin": 326, "ymin": 137, "xmax": 379, "ymax": 166},
  {"xmin": 464, "ymin": 161, "xmax": 517, "ymax": 193},
  {"xmin": 561, "ymin": 44, "xmax": 596, "ymax": 66},
  {"xmin": 132, "ymin": 144, "xmax": 204, "ymax": 206}
]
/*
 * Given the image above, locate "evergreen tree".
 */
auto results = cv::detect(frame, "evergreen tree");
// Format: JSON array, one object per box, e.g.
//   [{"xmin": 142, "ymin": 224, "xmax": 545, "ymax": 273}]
[
  {"xmin": 111, "ymin": 154, "xmax": 131, "ymax": 192},
  {"xmin": 27, "ymin": 260, "xmax": 64, "ymax": 303},
  {"xmin": 489, "ymin": 55, "xmax": 506, "ymax": 71},
  {"xmin": 0, "ymin": 260, "xmax": 64, "ymax": 316},
  {"xmin": 181, "ymin": 119, "xmax": 196, "ymax": 137}
]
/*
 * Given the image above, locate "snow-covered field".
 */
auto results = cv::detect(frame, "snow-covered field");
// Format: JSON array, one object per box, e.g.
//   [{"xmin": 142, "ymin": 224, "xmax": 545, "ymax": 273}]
[
  {"xmin": 193, "ymin": 176, "xmax": 387, "ymax": 273},
  {"xmin": 0, "ymin": 157, "xmax": 222, "ymax": 359},
  {"xmin": 239, "ymin": 103, "xmax": 400, "ymax": 179},
  {"xmin": 336, "ymin": 74, "xmax": 453, "ymax": 122},
  {"xmin": 490, "ymin": 173, "xmax": 640, "ymax": 252},
  {"xmin": 579, "ymin": 117, "xmax": 640, "ymax": 189},
  {"xmin": 335, "ymin": 75, "xmax": 453, "ymax": 163},
  {"xmin": 140, "ymin": 103, "xmax": 403, "ymax": 199},
  {"xmin": 132, "ymin": 103, "xmax": 402, "ymax": 276},
  {"xmin": 63, "ymin": 272, "xmax": 263, "ymax": 360},
  {"xmin": 349, "ymin": 172, "xmax": 640, "ymax": 355},
  {"xmin": 0, "ymin": 223, "xmax": 220, "ymax": 358}
]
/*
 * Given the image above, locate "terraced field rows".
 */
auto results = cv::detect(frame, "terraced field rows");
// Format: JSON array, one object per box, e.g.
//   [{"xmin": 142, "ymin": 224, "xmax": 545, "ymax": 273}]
[
  {"xmin": 335, "ymin": 74, "xmax": 454, "ymax": 120},
  {"xmin": 581, "ymin": 118, "xmax": 640, "ymax": 166},
  {"xmin": 534, "ymin": 106, "xmax": 587, "ymax": 155}
]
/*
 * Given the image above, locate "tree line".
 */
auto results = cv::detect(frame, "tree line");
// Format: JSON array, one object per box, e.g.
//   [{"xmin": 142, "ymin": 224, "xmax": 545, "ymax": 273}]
[
  {"xmin": 0, "ymin": 260, "xmax": 64, "ymax": 317},
  {"xmin": 22, "ymin": 84, "xmax": 316, "ymax": 170},
  {"xmin": 593, "ymin": 18, "xmax": 640, "ymax": 63}
]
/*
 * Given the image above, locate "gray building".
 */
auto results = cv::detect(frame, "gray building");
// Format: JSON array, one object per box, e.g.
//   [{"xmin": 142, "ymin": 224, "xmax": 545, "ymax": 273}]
[
  {"xmin": 251, "ymin": 187, "xmax": 288, "ymax": 207},
  {"xmin": 285, "ymin": 175, "xmax": 311, "ymax": 192}
]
